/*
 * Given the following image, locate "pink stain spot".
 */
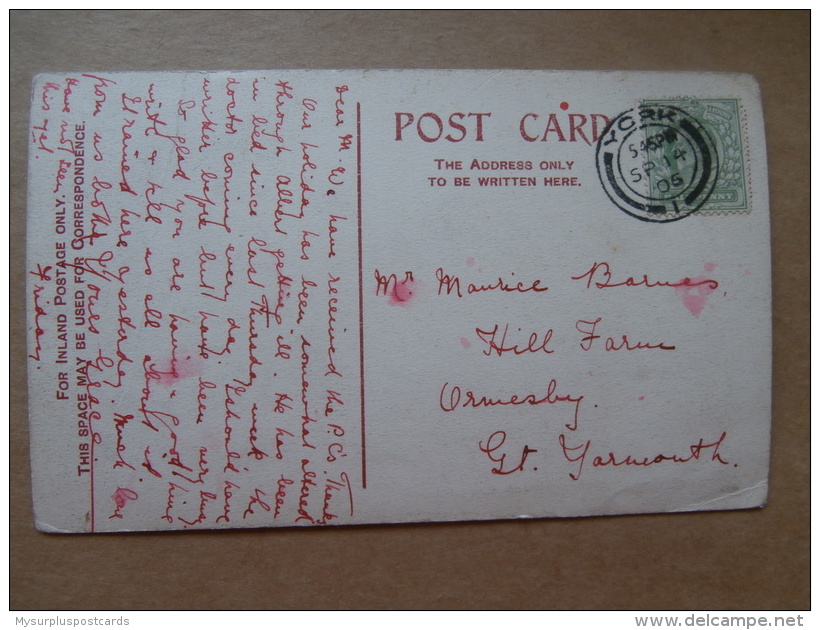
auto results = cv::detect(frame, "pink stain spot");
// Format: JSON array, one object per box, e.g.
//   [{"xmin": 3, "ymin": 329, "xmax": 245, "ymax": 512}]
[
  {"xmin": 704, "ymin": 262, "xmax": 717, "ymax": 272},
  {"xmin": 112, "ymin": 487, "xmax": 138, "ymax": 508},
  {"xmin": 587, "ymin": 371, "xmax": 594, "ymax": 377},
  {"xmin": 388, "ymin": 279, "xmax": 419, "ymax": 307},
  {"xmin": 460, "ymin": 337, "xmax": 472, "ymax": 348},
  {"xmin": 156, "ymin": 353, "xmax": 204, "ymax": 386},
  {"xmin": 675, "ymin": 277, "xmax": 717, "ymax": 317},
  {"xmin": 638, "ymin": 396, "xmax": 645, "ymax": 401},
  {"xmin": 466, "ymin": 257, "xmax": 475, "ymax": 267}
]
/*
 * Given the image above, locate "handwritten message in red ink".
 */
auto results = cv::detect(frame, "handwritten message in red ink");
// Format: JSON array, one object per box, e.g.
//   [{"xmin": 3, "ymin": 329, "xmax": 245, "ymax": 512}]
[{"xmin": 28, "ymin": 72, "xmax": 360, "ymax": 531}]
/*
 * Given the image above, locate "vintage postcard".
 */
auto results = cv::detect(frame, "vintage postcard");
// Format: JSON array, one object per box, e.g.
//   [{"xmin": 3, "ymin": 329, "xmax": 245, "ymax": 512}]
[{"xmin": 25, "ymin": 70, "xmax": 771, "ymax": 532}]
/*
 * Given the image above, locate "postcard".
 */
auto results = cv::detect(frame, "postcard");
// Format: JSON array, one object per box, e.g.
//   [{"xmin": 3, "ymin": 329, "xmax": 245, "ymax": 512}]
[{"xmin": 25, "ymin": 70, "xmax": 771, "ymax": 532}]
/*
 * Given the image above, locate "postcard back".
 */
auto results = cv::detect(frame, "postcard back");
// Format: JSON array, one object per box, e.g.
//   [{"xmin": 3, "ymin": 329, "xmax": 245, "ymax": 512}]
[{"xmin": 25, "ymin": 70, "xmax": 770, "ymax": 532}]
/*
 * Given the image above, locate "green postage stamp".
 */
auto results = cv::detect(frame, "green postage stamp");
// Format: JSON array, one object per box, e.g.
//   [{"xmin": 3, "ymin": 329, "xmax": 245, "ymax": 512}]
[{"xmin": 642, "ymin": 98, "xmax": 750, "ymax": 215}]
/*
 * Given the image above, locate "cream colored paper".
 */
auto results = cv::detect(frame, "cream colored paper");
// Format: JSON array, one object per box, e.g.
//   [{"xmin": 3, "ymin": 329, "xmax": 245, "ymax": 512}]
[{"xmin": 25, "ymin": 70, "xmax": 770, "ymax": 532}]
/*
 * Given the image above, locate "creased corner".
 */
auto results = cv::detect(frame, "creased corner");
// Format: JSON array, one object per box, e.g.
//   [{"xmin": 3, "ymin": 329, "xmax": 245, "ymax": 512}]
[
  {"xmin": 35, "ymin": 519, "xmax": 77, "ymax": 535},
  {"xmin": 672, "ymin": 480, "xmax": 769, "ymax": 513}
]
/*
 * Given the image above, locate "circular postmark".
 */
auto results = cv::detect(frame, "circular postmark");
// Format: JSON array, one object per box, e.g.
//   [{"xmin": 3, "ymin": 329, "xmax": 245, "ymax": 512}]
[{"xmin": 595, "ymin": 103, "xmax": 719, "ymax": 222}]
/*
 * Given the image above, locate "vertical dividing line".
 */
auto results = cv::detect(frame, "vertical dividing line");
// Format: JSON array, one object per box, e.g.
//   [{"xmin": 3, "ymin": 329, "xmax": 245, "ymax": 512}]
[
  {"xmin": 357, "ymin": 102, "xmax": 367, "ymax": 490},
  {"xmin": 90, "ymin": 422, "xmax": 96, "ymax": 532}
]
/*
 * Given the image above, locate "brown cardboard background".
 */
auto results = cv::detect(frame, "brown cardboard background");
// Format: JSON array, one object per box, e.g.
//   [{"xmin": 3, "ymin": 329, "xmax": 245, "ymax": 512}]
[{"xmin": 9, "ymin": 10, "xmax": 809, "ymax": 610}]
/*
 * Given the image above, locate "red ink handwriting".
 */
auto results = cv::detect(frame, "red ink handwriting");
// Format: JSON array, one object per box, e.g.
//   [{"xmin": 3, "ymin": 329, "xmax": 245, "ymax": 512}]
[
  {"xmin": 326, "ymin": 274, "xmax": 342, "ymax": 376},
  {"xmin": 575, "ymin": 317, "xmax": 676, "ymax": 352},
  {"xmin": 479, "ymin": 431, "xmax": 538, "ymax": 475},
  {"xmin": 559, "ymin": 432, "xmax": 731, "ymax": 481},
  {"xmin": 82, "ymin": 74, "xmax": 117, "ymax": 116},
  {"xmin": 40, "ymin": 82, "xmax": 60, "ymax": 111},
  {"xmin": 247, "ymin": 403, "xmax": 268, "ymax": 460},
  {"xmin": 572, "ymin": 261, "xmax": 719, "ymax": 291},
  {"xmin": 441, "ymin": 379, "xmax": 584, "ymax": 430},
  {"xmin": 436, "ymin": 267, "xmax": 548, "ymax": 298},
  {"xmin": 475, "ymin": 323, "xmax": 555, "ymax": 357},
  {"xmin": 225, "ymin": 77, "xmax": 243, "ymax": 134},
  {"xmin": 199, "ymin": 77, "xmax": 216, "ymax": 152},
  {"xmin": 328, "ymin": 215, "xmax": 347, "ymax": 258},
  {"xmin": 28, "ymin": 285, "xmax": 47, "ymax": 360},
  {"xmin": 216, "ymin": 479, "xmax": 241, "ymax": 523},
  {"xmin": 334, "ymin": 85, "xmax": 348, "ymax": 126}
]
